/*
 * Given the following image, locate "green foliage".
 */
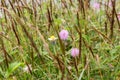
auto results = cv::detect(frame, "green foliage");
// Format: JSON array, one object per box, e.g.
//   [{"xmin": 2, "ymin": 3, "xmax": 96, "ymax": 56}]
[
  {"xmin": 5, "ymin": 62, "xmax": 24, "ymax": 78},
  {"xmin": 0, "ymin": 0, "xmax": 120, "ymax": 80}
]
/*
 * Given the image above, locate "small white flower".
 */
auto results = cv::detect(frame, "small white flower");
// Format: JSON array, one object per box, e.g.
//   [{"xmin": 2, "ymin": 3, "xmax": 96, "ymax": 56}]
[
  {"xmin": 23, "ymin": 64, "xmax": 32, "ymax": 73},
  {"xmin": 68, "ymin": 66, "xmax": 72, "ymax": 70},
  {"xmin": 61, "ymin": 19, "xmax": 65, "ymax": 23},
  {"xmin": 48, "ymin": 35, "xmax": 58, "ymax": 41}
]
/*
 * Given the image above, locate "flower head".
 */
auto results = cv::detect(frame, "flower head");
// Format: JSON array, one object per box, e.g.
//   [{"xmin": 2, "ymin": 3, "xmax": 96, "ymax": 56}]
[
  {"xmin": 23, "ymin": 64, "xmax": 32, "ymax": 73},
  {"xmin": 71, "ymin": 48, "xmax": 79, "ymax": 57},
  {"xmin": 93, "ymin": 2, "xmax": 100, "ymax": 10},
  {"xmin": 59, "ymin": 30, "xmax": 69, "ymax": 40},
  {"xmin": 108, "ymin": 1, "xmax": 112, "ymax": 7},
  {"xmin": 48, "ymin": 35, "xmax": 57, "ymax": 41}
]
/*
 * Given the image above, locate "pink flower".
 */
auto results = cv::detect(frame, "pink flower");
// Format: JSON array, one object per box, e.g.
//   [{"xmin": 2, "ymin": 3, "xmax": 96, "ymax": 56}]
[
  {"xmin": 93, "ymin": 2, "xmax": 100, "ymax": 10},
  {"xmin": 108, "ymin": 1, "xmax": 112, "ymax": 7},
  {"xmin": 59, "ymin": 30, "xmax": 69, "ymax": 40},
  {"xmin": 71, "ymin": 48, "xmax": 79, "ymax": 57}
]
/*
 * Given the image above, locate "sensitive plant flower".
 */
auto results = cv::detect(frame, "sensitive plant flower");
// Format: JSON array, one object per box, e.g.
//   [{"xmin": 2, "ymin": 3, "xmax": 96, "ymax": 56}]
[
  {"xmin": 108, "ymin": 1, "xmax": 112, "ymax": 7},
  {"xmin": 48, "ymin": 35, "xmax": 58, "ymax": 41},
  {"xmin": 71, "ymin": 48, "xmax": 79, "ymax": 57},
  {"xmin": 93, "ymin": 2, "xmax": 100, "ymax": 10},
  {"xmin": 59, "ymin": 30, "xmax": 69, "ymax": 40}
]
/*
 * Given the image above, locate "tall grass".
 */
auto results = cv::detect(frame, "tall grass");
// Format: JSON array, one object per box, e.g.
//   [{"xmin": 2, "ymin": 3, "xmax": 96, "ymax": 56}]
[{"xmin": 0, "ymin": 0, "xmax": 120, "ymax": 80}]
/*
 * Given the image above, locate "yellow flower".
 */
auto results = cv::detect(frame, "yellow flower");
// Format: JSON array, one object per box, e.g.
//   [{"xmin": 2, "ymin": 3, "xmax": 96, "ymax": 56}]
[{"xmin": 48, "ymin": 35, "xmax": 57, "ymax": 41}]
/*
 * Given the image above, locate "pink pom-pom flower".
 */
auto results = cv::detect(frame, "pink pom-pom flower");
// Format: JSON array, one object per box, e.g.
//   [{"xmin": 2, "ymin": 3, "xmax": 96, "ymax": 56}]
[
  {"xmin": 93, "ymin": 2, "xmax": 100, "ymax": 10},
  {"xmin": 71, "ymin": 48, "xmax": 79, "ymax": 57},
  {"xmin": 59, "ymin": 30, "xmax": 69, "ymax": 40},
  {"xmin": 108, "ymin": 1, "xmax": 112, "ymax": 7}
]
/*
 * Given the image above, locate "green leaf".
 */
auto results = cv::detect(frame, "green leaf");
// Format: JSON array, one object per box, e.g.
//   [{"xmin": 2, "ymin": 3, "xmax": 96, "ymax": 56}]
[
  {"xmin": 0, "ymin": 67, "xmax": 4, "ymax": 78},
  {"xmin": 82, "ymin": 34, "xmax": 90, "ymax": 43},
  {"xmin": 110, "ymin": 49, "xmax": 117, "ymax": 55},
  {"xmin": 0, "ymin": 57, "xmax": 4, "ymax": 63},
  {"xmin": 5, "ymin": 62, "xmax": 24, "ymax": 78}
]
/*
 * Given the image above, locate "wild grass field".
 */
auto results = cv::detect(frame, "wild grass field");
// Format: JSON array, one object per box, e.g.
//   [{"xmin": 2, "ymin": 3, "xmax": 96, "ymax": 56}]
[{"xmin": 0, "ymin": 0, "xmax": 120, "ymax": 80}]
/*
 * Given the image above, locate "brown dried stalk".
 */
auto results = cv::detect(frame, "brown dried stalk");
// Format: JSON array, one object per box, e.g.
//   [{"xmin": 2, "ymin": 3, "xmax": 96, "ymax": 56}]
[
  {"xmin": 74, "ymin": 57, "xmax": 78, "ymax": 76},
  {"xmin": 61, "ymin": 0, "xmax": 67, "ymax": 9},
  {"xmin": 92, "ymin": 26, "xmax": 112, "ymax": 44},
  {"xmin": 114, "ymin": 9, "xmax": 120, "ymax": 29},
  {"xmin": 83, "ymin": 39, "xmax": 95, "ymax": 58},
  {"xmin": 32, "ymin": 0, "xmax": 37, "ymax": 23},
  {"xmin": 78, "ymin": 0, "xmax": 86, "ymax": 18},
  {"xmin": 84, "ymin": 0, "xmax": 90, "ymax": 10},
  {"xmin": 14, "ymin": 15, "xmax": 43, "ymax": 63},
  {"xmin": 110, "ymin": 0, "xmax": 116, "ymax": 38},
  {"xmin": 1, "ymin": 0, "xmax": 8, "ymax": 23},
  {"xmin": 8, "ymin": 0, "xmax": 16, "ymax": 13},
  {"xmin": 0, "ymin": 37, "xmax": 12, "ymax": 68},
  {"xmin": 104, "ymin": 22, "xmax": 108, "ymax": 35},
  {"xmin": 74, "ymin": 12, "xmax": 82, "ymax": 60},
  {"xmin": 47, "ymin": 7, "xmax": 52, "ymax": 31},
  {"xmin": 25, "ymin": 62, "xmax": 32, "ymax": 75},
  {"xmin": 11, "ymin": 19, "xmax": 20, "ymax": 45},
  {"xmin": 69, "ymin": 0, "xmax": 73, "ymax": 6}
]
